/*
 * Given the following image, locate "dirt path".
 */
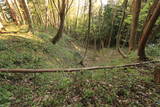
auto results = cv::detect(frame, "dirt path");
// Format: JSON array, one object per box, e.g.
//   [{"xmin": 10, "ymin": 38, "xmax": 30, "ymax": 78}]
[{"xmin": 84, "ymin": 48, "xmax": 124, "ymax": 66}]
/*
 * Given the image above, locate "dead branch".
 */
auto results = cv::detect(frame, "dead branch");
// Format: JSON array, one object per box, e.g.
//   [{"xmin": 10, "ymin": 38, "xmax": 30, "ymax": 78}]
[
  {"xmin": 0, "ymin": 31, "xmax": 18, "ymax": 34},
  {"xmin": 118, "ymin": 48, "xmax": 128, "ymax": 58},
  {"xmin": 0, "ymin": 60, "xmax": 159, "ymax": 73}
]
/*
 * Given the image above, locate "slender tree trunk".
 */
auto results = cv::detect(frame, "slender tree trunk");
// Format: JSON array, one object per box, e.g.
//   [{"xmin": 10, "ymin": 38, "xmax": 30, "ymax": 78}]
[
  {"xmin": 141, "ymin": 0, "xmax": 159, "ymax": 33},
  {"xmin": 20, "ymin": 0, "xmax": 33, "ymax": 30},
  {"xmin": 75, "ymin": 0, "xmax": 80, "ymax": 30},
  {"xmin": 52, "ymin": 0, "xmax": 66, "ymax": 44},
  {"xmin": 0, "ymin": 5, "xmax": 8, "ymax": 22},
  {"xmin": 31, "ymin": 0, "xmax": 43, "ymax": 25},
  {"xmin": 80, "ymin": 0, "xmax": 92, "ymax": 65},
  {"xmin": 6, "ymin": 0, "xmax": 18, "ymax": 24},
  {"xmin": 108, "ymin": 6, "xmax": 117, "ymax": 48},
  {"xmin": 50, "ymin": 0, "xmax": 57, "ymax": 27},
  {"xmin": 129, "ymin": 0, "xmax": 141, "ymax": 51},
  {"xmin": 52, "ymin": 15, "xmax": 65, "ymax": 44},
  {"xmin": 0, "ymin": 21, "xmax": 4, "ymax": 30},
  {"xmin": 45, "ymin": 0, "xmax": 49, "ymax": 28},
  {"xmin": 116, "ymin": 0, "xmax": 128, "ymax": 48},
  {"xmin": 138, "ymin": 0, "xmax": 160, "ymax": 60},
  {"xmin": 14, "ymin": 0, "xmax": 25, "ymax": 24}
]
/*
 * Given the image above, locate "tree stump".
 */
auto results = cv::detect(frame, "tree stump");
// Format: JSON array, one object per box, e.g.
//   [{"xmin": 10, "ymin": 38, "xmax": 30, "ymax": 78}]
[{"xmin": 154, "ymin": 65, "xmax": 160, "ymax": 83}]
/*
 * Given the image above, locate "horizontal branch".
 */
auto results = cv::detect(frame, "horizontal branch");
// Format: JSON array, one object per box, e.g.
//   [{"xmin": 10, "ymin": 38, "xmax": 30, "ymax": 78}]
[
  {"xmin": 0, "ymin": 31, "xmax": 18, "ymax": 34},
  {"xmin": 0, "ymin": 61, "xmax": 159, "ymax": 73}
]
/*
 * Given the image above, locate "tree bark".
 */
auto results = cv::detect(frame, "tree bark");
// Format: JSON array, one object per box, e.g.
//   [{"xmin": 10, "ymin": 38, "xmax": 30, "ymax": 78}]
[
  {"xmin": 129, "ymin": 0, "xmax": 141, "ymax": 51},
  {"xmin": 52, "ymin": 0, "xmax": 66, "ymax": 44},
  {"xmin": 116, "ymin": 0, "xmax": 128, "ymax": 48},
  {"xmin": 138, "ymin": 0, "xmax": 160, "ymax": 60},
  {"xmin": 0, "ymin": 5, "xmax": 8, "ymax": 22},
  {"xmin": 20, "ymin": 0, "xmax": 33, "ymax": 30},
  {"xmin": 50, "ymin": 0, "xmax": 57, "ymax": 27},
  {"xmin": 6, "ymin": 0, "xmax": 18, "ymax": 24},
  {"xmin": 14, "ymin": 0, "xmax": 25, "ymax": 24},
  {"xmin": 52, "ymin": 14, "xmax": 65, "ymax": 44},
  {"xmin": 80, "ymin": 0, "xmax": 92, "ymax": 64},
  {"xmin": 45, "ymin": 0, "xmax": 49, "ymax": 28}
]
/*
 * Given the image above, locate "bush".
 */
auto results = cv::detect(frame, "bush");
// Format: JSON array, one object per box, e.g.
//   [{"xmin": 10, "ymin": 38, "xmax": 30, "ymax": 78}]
[{"xmin": 146, "ymin": 44, "xmax": 160, "ymax": 57}]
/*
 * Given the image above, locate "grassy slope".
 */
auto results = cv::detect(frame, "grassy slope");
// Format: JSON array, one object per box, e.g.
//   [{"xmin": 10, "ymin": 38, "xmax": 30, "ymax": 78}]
[
  {"xmin": 0, "ymin": 24, "xmax": 81, "ymax": 69},
  {"xmin": 0, "ymin": 24, "xmax": 160, "ymax": 106}
]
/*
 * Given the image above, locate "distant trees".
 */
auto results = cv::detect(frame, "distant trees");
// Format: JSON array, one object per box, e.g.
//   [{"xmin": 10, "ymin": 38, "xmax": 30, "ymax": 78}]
[
  {"xmin": 3, "ymin": 0, "xmax": 32, "ymax": 30},
  {"xmin": 1, "ymin": 0, "xmax": 160, "ymax": 61}
]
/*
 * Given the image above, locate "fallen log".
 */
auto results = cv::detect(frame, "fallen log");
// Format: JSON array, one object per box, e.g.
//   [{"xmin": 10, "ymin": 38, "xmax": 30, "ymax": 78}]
[{"xmin": 0, "ymin": 60, "xmax": 159, "ymax": 73}]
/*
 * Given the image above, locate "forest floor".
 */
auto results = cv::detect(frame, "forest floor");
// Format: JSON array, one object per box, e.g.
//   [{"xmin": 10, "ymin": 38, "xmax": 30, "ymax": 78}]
[{"xmin": 0, "ymin": 24, "xmax": 160, "ymax": 106}]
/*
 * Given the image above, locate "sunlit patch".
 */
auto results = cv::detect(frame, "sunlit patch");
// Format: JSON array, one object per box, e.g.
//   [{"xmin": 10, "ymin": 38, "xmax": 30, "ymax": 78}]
[
  {"xmin": 70, "ymin": 41, "xmax": 81, "ymax": 51},
  {"xmin": 0, "ymin": 24, "xmax": 44, "ymax": 42}
]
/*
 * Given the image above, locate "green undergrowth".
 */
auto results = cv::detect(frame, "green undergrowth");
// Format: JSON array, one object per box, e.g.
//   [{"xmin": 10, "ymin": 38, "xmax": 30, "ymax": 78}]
[
  {"xmin": 0, "ymin": 24, "xmax": 82, "ymax": 106},
  {"xmin": 146, "ymin": 44, "xmax": 160, "ymax": 59},
  {"xmin": 0, "ymin": 68, "xmax": 160, "ymax": 106},
  {"xmin": 0, "ymin": 25, "xmax": 81, "ymax": 69},
  {"xmin": 0, "ymin": 24, "xmax": 160, "ymax": 106}
]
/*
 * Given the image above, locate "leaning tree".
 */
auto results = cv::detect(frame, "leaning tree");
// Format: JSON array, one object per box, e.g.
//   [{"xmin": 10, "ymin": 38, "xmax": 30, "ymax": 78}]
[
  {"xmin": 52, "ymin": 0, "xmax": 73, "ymax": 44},
  {"xmin": 138, "ymin": 0, "xmax": 160, "ymax": 60}
]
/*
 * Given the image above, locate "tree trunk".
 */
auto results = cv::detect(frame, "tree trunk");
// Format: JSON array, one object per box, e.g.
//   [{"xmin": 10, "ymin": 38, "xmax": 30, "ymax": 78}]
[
  {"xmin": 0, "ymin": 21, "xmax": 4, "ymax": 30},
  {"xmin": 141, "ymin": 0, "xmax": 159, "ymax": 33},
  {"xmin": 50, "ymin": 0, "xmax": 57, "ymax": 27},
  {"xmin": 31, "ymin": 0, "xmax": 43, "ymax": 25},
  {"xmin": 116, "ymin": 0, "xmax": 128, "ymax": 48},
  {"xmin": 52, "ymin": 14, "xmax": 65, "ymax": 44},
  {"xmin": 52, "ymin": 0, "xmax": 66, "ymax": 44},
  {"xmin": 75, "ymin": 0, "xmax": 80, "ymax": 30},
  {"xmin": 45, "ymin": 0, "xmax": 49, "ymax": 28},
  {"xmin": 154, "ymin": 65, "xmax": 160, "ymax": 83},
  {"xmin": 129, "ymin": 0, "xmax": 141, "ymax": 51},
  {"xmin": 138, "ymin": 0, "xmax": 160, "ymax": 60},
  {"xmin": 6, "ymin": 0, "xmax": 18, "ymax": 24},
  {"xmin": 0, "ymin": 5, "xmax": 8, "ymax": 22},
  {"xmin": 14, "ymin": 0, "xmax": 25, "ymax": 24},
  {"xmin": 80, "ymin": 0, "xmax": 92, "ymax": 64},
  {"xmin": 20, "ymin": 0, "xmax": 33, "ymax": 30}
]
